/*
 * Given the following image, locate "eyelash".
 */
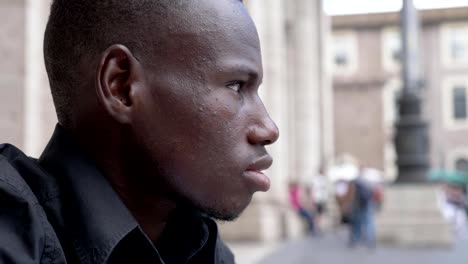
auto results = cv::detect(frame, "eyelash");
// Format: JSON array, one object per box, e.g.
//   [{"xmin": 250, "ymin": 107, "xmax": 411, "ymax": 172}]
[{"xmin": 226, "ymin": 81, "xmax": 245, "ymax": 92}]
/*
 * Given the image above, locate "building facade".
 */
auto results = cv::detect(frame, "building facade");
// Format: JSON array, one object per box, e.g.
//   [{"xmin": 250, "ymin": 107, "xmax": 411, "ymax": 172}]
[
  {"xmin": 331, "ymin": 7, "xmax": 468, "ymax": 180},
  {"xmin": 0, "ymin": 0, "xmax": 54, "ymax": 157}
]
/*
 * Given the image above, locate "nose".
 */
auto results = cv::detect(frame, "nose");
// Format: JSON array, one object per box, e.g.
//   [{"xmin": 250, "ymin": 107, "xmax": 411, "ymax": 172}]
[{"xmin": 247, "ymin": 104, "xmax": 280, "ymax": 146}]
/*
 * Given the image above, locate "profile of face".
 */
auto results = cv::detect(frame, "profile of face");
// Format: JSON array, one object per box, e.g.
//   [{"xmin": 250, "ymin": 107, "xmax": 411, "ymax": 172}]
[{"xmin": 99, "ymin": 0, "xmax": 278, "ymax": 221}]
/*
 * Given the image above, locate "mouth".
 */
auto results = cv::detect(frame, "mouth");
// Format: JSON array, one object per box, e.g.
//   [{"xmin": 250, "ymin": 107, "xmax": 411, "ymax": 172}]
[{"xmin": 243, "ymin": 155, "xmax": 273, "ymax": 192}]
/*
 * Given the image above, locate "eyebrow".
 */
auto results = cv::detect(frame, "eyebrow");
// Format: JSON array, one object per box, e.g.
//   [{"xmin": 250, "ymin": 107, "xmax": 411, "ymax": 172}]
[{"xmin": 224, "ymin": 65, "xmax": 260, "ymax": 80}]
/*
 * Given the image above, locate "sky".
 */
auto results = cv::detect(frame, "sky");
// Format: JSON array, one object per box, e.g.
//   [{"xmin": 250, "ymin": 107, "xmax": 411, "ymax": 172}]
[{"xmin": 324, "ymin": 0, "xmax": 468, "ymax": 15}]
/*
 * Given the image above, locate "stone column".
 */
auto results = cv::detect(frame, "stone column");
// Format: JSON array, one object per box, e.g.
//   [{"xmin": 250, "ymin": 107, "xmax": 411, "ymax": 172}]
[
  {"xmin": 0, "ymin": 0, "xmax": 26, "ymax": 149},
  {"xmin": 288, "ymin": 0, "xmax": 324, "ymax": 183},
  {"xmin": 319, "ymin": 8, "xmax": 335, "ymax": 167},
  {"xmin": 286, "ymin": 0, "xmax": 332, "ymax": 234},
  {"xmin": 24, "ymin": 0, "xmax": 55, "ymax": 156},
  {"xmin": 39, "ymin": 0, "xmax": 58, "ymax": 152}
]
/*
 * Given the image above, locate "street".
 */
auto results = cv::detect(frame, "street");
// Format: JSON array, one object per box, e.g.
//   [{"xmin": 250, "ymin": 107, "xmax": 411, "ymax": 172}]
[{"xmin": 256, "ymin": 229, "xmax": 468, "ymax": 264}]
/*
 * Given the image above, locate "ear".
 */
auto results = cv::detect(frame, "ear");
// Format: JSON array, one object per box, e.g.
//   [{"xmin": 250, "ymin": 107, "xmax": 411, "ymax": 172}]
[{"xmin": 96, "ymin": 44, "xmax": 143, "ymax": 124}]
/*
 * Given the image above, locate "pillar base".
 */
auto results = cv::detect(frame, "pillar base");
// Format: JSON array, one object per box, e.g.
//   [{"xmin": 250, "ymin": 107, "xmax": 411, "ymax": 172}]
[{"xmin": 377, "ymin": 184, "xmax": 453, "ymax": 248}]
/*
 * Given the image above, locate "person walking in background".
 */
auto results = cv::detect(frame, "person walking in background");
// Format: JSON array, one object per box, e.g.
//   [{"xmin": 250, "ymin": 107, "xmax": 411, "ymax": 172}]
[
  {"xmin": 289, "ymin": 181, "xmax": 316, "ymax": 234},
  {"xmin": 440, "ymin": 183, "xmax": 468, "ymax": 237},
  {"xmin": 335, "ymin": 179, "xmax": 355, "ymax": 226},
  {"xmin": 349, "ymin": 168, "xmax": 377, "ymax": 249},
  {"xmin": 312, "ymin": 168, "xmax": 330, "ymax": 235}
]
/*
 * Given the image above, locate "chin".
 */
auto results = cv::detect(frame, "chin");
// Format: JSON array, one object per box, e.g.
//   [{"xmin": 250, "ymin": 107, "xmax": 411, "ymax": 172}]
[
  {"xmin": 198, "ymin": 196, "xmax": 253, "ymax": 222},
  {"xmin": 202, "ymin": 207, "xmax": 243, "ymax": 222}
]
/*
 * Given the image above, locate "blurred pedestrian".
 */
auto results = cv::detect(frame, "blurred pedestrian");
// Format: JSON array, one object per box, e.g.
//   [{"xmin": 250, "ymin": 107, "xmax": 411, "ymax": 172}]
[
  {"xmin": 289, "ymin": 181, "xmax": 316, "ymax": 234},
  {"xmin": 312, "ymin": 168, "xmax": 330, "ymax": 234},
  {"xmin": 349, "ymin": 168, "xmax": 377, "ymax": 249},
  {"xmin": 440, "ymin": 183, "xmax": 467, "ymax": 237},
  {"xmin": 335, "ymin": 179, "xmax": 354, "ymax": 226}
]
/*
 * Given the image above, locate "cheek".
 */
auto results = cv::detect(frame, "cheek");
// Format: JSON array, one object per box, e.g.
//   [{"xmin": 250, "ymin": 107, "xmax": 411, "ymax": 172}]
[
  {"xmin": 169, "ymin": 98, "xmax": 246, "ymax": 179},
  {"xmin": 194, "ymin": 97, "xmax": 245, "ymax": 156},
  {"xmin": 137, "ymin": 86, "xmax": 246, "ymax": 174},
  {"xmin": 182, "ymin": 111, "xmax": 242, "ymax": 168}
]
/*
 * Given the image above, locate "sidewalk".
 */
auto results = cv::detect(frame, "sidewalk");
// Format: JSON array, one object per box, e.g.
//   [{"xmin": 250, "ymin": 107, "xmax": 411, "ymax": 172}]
[
  {"xmin": 228, "ymin": 242, "xmax": 282, "ymax": 264},
  {"xmin": 259, "ymin": 229, "xmax": 468, "ymax": 264},
  {"xmin": 230, "ymin": 228, "xmax": 468, "ymax": 264}
]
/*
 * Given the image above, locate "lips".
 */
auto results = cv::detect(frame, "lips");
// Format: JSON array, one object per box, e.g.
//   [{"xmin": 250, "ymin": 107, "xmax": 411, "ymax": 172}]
[
  {"xmin": 243, "ymin": 155, "xmax": 273, "ymax": 192},
  {"xmin": 246, "ymin": 155, "xmax": 273, "ymax": 172}
]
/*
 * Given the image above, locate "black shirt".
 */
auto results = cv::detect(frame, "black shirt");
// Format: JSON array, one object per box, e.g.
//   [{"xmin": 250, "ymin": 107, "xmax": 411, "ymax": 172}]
[{"xmin": 0, "ymin": 125, "xmax": 235, "ymax": 264}]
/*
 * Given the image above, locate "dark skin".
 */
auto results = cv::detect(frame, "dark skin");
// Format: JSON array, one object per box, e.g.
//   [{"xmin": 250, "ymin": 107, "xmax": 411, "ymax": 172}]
[{"xmin": 68, "ymin": 0, "xmax": 279, "ymax": 242}]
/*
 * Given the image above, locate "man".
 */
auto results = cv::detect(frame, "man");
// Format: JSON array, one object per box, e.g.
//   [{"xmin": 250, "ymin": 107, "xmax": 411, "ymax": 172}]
[
  {"xmin": 349, "ymin": 168, "xmax": 376, "ymax": 249},
  {"xmin": 0, "ymin": 0, "xmax": 279, "ymax": 263}
]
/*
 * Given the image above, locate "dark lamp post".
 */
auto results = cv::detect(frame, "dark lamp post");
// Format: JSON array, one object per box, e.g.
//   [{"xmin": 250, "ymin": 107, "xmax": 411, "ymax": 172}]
[{"xmin": 394, "ymin": 0, "xmax": 430, "ymax": 183}]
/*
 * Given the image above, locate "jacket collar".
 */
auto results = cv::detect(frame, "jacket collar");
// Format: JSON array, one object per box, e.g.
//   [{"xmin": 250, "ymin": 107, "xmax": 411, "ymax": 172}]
[{"xmin": 39, "ymin": 125, "xmax": 140, "ymax": 263}]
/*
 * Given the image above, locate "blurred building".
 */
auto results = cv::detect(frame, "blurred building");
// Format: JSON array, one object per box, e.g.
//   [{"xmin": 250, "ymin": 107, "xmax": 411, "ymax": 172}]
[
  {"xmin": 0, "ymin": 0, "xmax": 54, "ymax": 157},
  {"xmin": 331, "ymin": 7, "xmax": 468, "ymax": 181},
  {"xmin": 0, "ymin": 1, "xmax": 333, "ymax": 242}
]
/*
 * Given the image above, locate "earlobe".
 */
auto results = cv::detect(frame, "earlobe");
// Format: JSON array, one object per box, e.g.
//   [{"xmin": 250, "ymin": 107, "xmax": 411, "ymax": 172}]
[{"xmin": 96, "ymin": 44, "xmax": 141, "ymax": 124}]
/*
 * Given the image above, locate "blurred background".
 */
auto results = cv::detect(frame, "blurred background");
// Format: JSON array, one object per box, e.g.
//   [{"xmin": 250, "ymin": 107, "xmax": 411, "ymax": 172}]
[{"xmin": 2, "ymin": 0, "xmax": 468, "ymax": 263}]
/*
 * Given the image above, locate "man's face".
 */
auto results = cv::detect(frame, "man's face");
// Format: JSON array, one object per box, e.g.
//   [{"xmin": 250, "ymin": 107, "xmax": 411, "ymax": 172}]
[{"xmin": 132, "ymin": 0, "xmax": 278, "ymax": 220}]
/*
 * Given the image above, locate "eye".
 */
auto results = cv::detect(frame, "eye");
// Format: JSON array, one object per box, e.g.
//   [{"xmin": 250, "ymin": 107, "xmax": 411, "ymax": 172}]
[{"xmin": 226, "ymin": 81, "xmax": 245, "ymax": 92}]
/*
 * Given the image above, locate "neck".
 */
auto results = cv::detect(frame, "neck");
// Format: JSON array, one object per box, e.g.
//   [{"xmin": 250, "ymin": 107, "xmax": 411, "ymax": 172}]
[
  {"xmin": 114, "ymin": 185, "xmax": 177, "ymax": 242},
  {"xmin": 107, "ymin": 151, "xmax": 178, "ymax": 242},
  {"xmin": 71, "ymin": 124, "xmax": 177, "ymax": 242}
]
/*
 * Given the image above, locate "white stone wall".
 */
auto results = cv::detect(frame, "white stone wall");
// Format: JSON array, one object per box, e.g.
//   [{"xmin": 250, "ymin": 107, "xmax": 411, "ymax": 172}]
[
  {"xmin": 0, "ymin": 0, "xmax": 25, "ymax": 148},
  {"xmin": 0, "ymin": 0, "xmax": 56, "ymax": 156},
  {"xmin": 288, "ymin": 0, "xmax": 325, "ymax": 184},
  {"xmin": 24, "ymin": 0, "xmax": 55, "ymax": 157}
]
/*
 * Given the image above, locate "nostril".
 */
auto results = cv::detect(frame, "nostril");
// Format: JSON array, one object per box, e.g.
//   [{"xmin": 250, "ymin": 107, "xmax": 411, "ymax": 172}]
[
  {"xmin": 247, "ymin": 119, "xmax": 279, "ymax": 145},
  {"xmin": 270, "ymin": 126, "xmax": 280, "ymax": 143}
]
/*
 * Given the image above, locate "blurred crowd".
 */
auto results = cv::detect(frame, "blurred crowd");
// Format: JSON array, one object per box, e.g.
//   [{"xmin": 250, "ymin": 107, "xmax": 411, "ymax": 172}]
[
  {"xmin": 288, "ymin": 161, "xmax": 468, "ymax": 247},
  {"xmin": 288, "ymin": 163, "xmax": 384, "ymax": 249},
  {"xmin": 438, "ymin": 183, "xmax": 468, "ymax": 237}
]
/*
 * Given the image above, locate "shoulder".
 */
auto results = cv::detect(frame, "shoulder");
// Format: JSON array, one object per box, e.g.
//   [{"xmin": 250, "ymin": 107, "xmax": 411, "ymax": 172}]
[
  {"xmin": 215, "ymin": 237, "xmax": 235, "ymax": 264},
  {"xmin": 0, "ymin": 144, "xmax": 39, "ymax": 202},
  {"xmin": 0, "ymin": 144, "xmax": 58, "ymax": 263}
]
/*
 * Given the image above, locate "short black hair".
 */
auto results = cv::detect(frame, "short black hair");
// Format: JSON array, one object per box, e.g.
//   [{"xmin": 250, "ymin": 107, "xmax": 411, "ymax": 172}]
[{"xmin": 44, "ymin": 0, "xmax": 189, "ymax": 128}]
